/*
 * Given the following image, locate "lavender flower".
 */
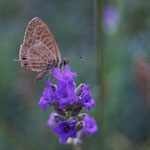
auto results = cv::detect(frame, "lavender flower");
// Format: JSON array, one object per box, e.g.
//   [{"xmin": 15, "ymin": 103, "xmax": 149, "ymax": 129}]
[
  {"xmin": 53, "ymin": 121, "xmax": 77, "ymax": 144},
  {"xmin": 82, "ymin": 114, "xmax": 98, "ymax": 136},
  {"xmin": 38, "ymin": 66, "xmax": 98, "ymax": 144},
  {"xmin": 80, "ymin": 85, "xmax": 95, "ymax": 111},
  {"xmin": 102, "ymin": 5, "xmax": 120, "ymax": 32}
]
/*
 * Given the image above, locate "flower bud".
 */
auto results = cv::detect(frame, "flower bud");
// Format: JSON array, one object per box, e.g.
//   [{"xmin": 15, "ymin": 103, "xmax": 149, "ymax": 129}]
[
  {"xmin": 78, "ymin": 113, "xmax": 86, "ymax": 121},
  {"xmin": 71, "ymin": 100, "xmax": 83, "ymax": 116},
  {"xmin": 54, "ymin": 108, "xmax": 66, "ymax": 116},
  {"xmin": 51, "ymin": 99, "xmax": 60, "ymax": 108},
  {"xmin": 54, "ymin": 114, "xmax": 66, "ymax": 123},
  {"xmin": 68, "ymin": 117, "xmax": 78, "ymax": 126},
  {"xmin": 75, "ymin": 83, "xmax": 85, "ymax": 96},
  {"xmin": 75, "ymin": 121, "xmax": 85, "ymax": 132},
  {"xmin": 51, "ymin": 84, "xmax": 57, "ymax": 92},
  {"xmin": 65, "ymin": 103, "xmax": 72, "ymax": 111},
  {"xmin": 72, "ymin": 100, "xmax": 82, "ymax": 109},
  {"xmin": 71, "ymin": 107, "xmax": 82, "ymax": 116}
]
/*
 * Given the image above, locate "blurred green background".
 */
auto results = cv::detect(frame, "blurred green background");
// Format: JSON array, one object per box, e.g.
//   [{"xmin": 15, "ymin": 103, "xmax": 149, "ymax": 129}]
[{"xmin": 1, "ymin": 0, "xmax": 150, "ymax": 150}]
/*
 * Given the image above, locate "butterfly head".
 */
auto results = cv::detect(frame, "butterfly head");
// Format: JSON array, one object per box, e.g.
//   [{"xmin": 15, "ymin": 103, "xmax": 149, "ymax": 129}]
[{"xmin": 60, "ymin": 58, "xmax": 69, "ymax": 70}]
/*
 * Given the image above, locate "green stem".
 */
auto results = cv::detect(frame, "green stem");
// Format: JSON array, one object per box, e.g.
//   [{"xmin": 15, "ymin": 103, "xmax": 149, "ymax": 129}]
[
  {"xmin": 73, "ymin": 145, "xmax": 82, "ymax": 150},
  {"xmin": 66, "ymin": 111, "xmax": 71, "ymax": 119},
  {"xmin": 95, "ymin": 0, "xmax": 106, "ymax": 149}
]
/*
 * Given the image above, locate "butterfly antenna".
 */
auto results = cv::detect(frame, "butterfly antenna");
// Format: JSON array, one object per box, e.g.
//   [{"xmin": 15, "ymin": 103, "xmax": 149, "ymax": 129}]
[
  {"xmin": 80, "ymin": 63, "xmax": 84, "ymax": 67},
  {"xmin": 68, "ymin": 56, "xmax": 85, "ymax": 67},
  {"xmin": 69, "ymin": 56, "xmax": 84, "ymax": 62},
  {"xmin": 69, "ymin": 56, "xmax": 84, "ymax": 60}
]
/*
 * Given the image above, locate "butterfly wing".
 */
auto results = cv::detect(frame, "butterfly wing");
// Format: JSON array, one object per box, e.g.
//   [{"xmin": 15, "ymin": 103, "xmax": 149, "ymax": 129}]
[{"xmin": 19, "ymin": 17, "xmax": 61, "ymax": 72}]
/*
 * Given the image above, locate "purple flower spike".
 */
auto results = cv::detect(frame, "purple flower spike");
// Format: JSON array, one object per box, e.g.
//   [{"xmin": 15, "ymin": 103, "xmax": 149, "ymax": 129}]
[
  {"xmin": 38, "ymin": 65, "xmax": 97, "ymax": 144},
  {"xmin": 53, "ymin": 121, "xmax": 77, "ymax": 144},
  {"xmin": 82, "ymin": 114, "xmax": 98, "ymax": 136},
  {"xmin": 53, "ymin": 65, "xmax": 77, "ymax": 81},
  {"xmin": 81, "ymin": 85, "xmax": 95, "ymax": 111},
  {"xmin": 38, "ymin": 81, "xmax": 54, "ymax": 111}
]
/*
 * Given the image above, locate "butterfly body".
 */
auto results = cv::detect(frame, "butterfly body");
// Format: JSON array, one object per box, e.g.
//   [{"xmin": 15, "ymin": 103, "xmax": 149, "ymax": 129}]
[{"xmin": 16, "ymin": 17, "xmax": 69, "ymax": 81}]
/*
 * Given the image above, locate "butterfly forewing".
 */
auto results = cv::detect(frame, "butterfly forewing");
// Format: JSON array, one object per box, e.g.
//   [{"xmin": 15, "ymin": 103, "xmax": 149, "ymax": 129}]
[{"xmin": 19, "ymin": 17, "xmax": 61, "ymax": 72}]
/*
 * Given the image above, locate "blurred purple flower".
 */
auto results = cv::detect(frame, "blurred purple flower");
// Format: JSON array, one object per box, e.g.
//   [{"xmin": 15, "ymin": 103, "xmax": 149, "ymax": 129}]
[
  {"xmin": 80, "ymin": 85, "xmax": 95, "ymax": 111},
  {"xmin": 82, "ymin": 114, "xmax": 98, "ymax": 136},
  {"xmin": 53, "ymin": 121, "xmax": 77, "ymax": 144},
  {"xmin": 102, "ymin": 5, "xmax": 119, "ymax": 31}
]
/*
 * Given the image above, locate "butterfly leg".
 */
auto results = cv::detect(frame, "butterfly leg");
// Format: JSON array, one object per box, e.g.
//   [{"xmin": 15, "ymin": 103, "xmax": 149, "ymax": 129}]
[{"xmin": 34, "ymin": 70, "xmax": 49, "ymax": 82}]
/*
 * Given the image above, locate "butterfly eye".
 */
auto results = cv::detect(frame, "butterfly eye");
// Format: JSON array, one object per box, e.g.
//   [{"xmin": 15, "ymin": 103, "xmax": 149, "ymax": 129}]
[
  {"xmin": 63, "ymin": 60, "xmax": 66, "ymax": 66},
  {"xmin": 24, "ymin": 62, "xmax": 28, "ymax": 66},
  {"xmin": 22, "ymin": 56, "xmax": 26, "ymax": 60}
]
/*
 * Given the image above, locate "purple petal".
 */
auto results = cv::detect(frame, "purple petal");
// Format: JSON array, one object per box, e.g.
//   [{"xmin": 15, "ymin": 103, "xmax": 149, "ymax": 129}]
[
  {"xmin": 53, "ymin": 68, "xmax": 62, "ymax": 79},
  {"xmin": 47, "ymin": 112, "xmax": 57, "ymax": 128},
  {"xmin": 45, "ymin": 80, "xmax": 52, "ymax": 89},
  {"xmin": 60, "ymin": 134, "xmax": 68, "ymax": 144},
  {"xmin": 38, "ymin": 83, "xmax": 54, "ymax": 110},
  {"xmin": 69, "ymin": 129, "xmax": 77, "ymax": 138},
  {"xmin": 80, "ymin": 85, "xmax": 95, "ymax": 111},
  {"xmin": 53, "ymin": 121, "xmax": 77, "ymax": 144},
  {"xmin": 53, "ymin": 124, "xmax": 63, "ymax": 135},
  {"xmin": 82, "ymin": 114, "xmax": 98, "ymax": 136},
  {"xmin": 53, "ymin": 66, "xmax": 77, "ymax": 81}
]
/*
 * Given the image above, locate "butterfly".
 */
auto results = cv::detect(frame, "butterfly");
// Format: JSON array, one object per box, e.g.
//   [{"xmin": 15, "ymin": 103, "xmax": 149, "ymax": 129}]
[{"xmin": 15, "ymin": 17, "xmax": 69, "ymax": 82}]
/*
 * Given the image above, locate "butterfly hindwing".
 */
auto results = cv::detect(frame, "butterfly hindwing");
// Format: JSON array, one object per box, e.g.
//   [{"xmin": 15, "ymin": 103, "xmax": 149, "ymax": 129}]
[{"xmin": 19, "ymin": 17, "xmax": 61, "ymax": 72}]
